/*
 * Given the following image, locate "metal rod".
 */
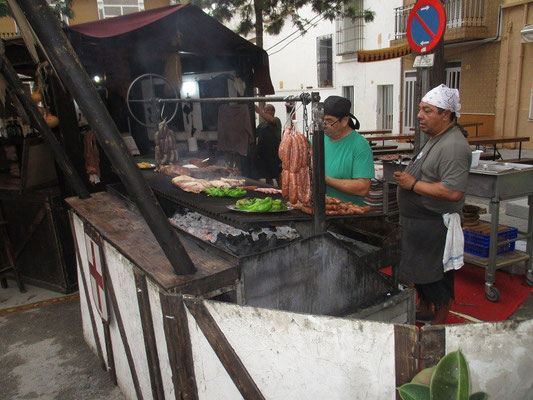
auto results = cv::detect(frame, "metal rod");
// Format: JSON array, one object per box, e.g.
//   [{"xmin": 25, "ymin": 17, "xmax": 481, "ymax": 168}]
[
  {"xmin": 0, "ymin": 40, "xmax": 90, "ymax": 199},
  {"xmin": 310, "ymin": 92, "xmax": 326, "ymax": 234},
  {"xmin": 156, "ymin": 94, "xmax": 312, "ymax": 104},
  {"xmin": 13, "ymin": 0, "xmax": 196, "ymax": 275}
]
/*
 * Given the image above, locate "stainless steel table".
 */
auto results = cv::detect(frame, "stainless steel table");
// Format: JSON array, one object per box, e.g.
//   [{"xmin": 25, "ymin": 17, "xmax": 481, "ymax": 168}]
[
  {"xmin": 382, "ymin": 160, "xmax": 533, "ymax": 302},
  {"xmin": 465, "ymin": 161, "xmax": 533, "ymax": 301}
]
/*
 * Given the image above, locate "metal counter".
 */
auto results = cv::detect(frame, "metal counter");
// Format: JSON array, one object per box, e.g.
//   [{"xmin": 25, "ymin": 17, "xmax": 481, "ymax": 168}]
[{"xmin": 465, "ymin": 161, "xmax": 533, "ymax": 301}]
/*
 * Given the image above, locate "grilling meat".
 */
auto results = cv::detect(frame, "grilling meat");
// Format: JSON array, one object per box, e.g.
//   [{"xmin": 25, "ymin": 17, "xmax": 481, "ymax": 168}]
[{"xmin": 279, "ymin": 127, "xmax": 312, "ymax": 207}]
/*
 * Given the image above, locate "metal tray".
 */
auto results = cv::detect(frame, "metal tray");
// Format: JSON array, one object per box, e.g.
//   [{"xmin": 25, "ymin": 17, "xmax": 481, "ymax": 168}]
[{"xmin": 226, "ymin": 205, "xmax": 293, "ymax": 213}]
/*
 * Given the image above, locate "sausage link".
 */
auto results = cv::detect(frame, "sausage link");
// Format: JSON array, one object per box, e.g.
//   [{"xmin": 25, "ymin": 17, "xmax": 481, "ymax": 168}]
[
  {"xmin": 281, "ymin": 170, "xmax": 290, "ymax": 199},
  {"xmin": 278, "ymin": 128, "xmax": 292, "ymax": 169},
  {"xmin": 301, "ymin": 168, "xmax": 311, "ymax": 204},
  {"xmin": 289, "ymin": 172, "xmax": 298, "ymax": 203},
  {"xmin": 289, "ymin": 134, "xmax": 300, "ymax": 173}
]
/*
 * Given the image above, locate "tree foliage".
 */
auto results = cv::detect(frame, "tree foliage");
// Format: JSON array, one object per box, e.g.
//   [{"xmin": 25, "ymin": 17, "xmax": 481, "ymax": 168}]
[{"xmin": 188, "ymin": 0, "xmax": 374, "ymax": 47}]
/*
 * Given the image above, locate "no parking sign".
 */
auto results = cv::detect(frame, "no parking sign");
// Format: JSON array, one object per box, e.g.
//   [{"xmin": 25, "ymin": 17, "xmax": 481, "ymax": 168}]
[{"xmin": 407, "ymin": 0, "xmax": 446, "ymax": 53}]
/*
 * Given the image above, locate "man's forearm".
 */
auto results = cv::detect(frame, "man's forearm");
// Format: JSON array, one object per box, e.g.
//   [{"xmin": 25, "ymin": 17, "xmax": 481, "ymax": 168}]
[
  {"xmin": 413, "ymin": 181, "xmax": 464, "ymax": 202},
  {"xmin": 325, "ymin": 176, "xmax": 371, "ymax": 197}
]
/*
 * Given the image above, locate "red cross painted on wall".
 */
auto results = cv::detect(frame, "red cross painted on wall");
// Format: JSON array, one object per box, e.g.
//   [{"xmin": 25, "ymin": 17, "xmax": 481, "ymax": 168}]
[{"xmin": 85, "ymin": 233, "xmax": 108, "ymax": 322}]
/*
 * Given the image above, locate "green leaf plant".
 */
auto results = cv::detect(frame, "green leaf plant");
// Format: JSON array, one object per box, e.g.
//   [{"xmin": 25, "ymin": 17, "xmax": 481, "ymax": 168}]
[{"xmin": 397, "ymin": 350, "xmax": 488, "ymax": 400}]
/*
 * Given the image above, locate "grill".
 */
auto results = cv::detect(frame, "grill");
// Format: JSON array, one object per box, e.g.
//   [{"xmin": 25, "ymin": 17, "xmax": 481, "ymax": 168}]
[
  {"xmin": 106, "ymin": 178, "xmax": 408, "ymax": 321},
  {"xmin": 142, "ymin": 170, "xmax": 383, "ymax": 232}
]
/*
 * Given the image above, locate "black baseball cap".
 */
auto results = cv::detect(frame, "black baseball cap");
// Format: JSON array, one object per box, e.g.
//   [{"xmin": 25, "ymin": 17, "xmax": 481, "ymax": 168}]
[{"xmin": 323, "ymin": 96, "xmax": 360, "ymax": 130}]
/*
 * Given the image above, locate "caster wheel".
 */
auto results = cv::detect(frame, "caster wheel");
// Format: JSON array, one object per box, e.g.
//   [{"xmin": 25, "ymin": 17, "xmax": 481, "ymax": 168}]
[{"xmin": 485, "ymin": 285, "xmax": 500, "ymax": 302}]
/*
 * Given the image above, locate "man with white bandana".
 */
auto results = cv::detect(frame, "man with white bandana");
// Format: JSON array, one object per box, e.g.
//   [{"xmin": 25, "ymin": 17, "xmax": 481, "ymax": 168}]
[{"xmin": 393, "ymin": 84, "xmax": 472, "ymax": 325}]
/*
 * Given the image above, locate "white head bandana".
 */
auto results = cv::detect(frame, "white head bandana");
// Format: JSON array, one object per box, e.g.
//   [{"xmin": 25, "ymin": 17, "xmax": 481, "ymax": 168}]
[{"xmin": 422, "ymin": 84, "xmax": 461, "ymax": 118}]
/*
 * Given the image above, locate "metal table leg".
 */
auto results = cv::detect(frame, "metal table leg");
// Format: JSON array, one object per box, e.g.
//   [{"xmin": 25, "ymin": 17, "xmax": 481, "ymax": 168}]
[
  {"xmin": 485, "ymin": 198, "xmax": 501, "ymax": 302},
  {"xmin": 526, "ymin": 195, "xmax": 533, "ymax": 286}
]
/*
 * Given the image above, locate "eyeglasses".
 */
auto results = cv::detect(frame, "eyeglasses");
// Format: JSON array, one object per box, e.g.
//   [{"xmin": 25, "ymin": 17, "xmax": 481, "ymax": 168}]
[{"xmin": 323, "ymin": 118, "xmax": 340, "ymax": 127}]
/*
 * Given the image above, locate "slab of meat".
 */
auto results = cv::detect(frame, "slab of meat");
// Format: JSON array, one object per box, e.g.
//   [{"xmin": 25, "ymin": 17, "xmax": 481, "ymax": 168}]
[{"xmin": 158, "ymin": 164, "xmax": 191, "ymax": 176}]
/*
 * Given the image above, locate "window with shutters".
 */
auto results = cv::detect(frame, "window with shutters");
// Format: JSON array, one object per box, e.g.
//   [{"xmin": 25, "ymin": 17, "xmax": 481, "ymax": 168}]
[
  {"xmin": 445, "ymin": 62, "xmax": 461, "ymax": 90},
  {"xmin": 336, "ymin": 0, "xmax": 365, "ymax": 56},
  {"xmin": 317, "ymin": 35, "xmax": 333, "ymax": 88},
  {"xmin": 97, "ymin": 0, "xmax": 145, "ymax": 19},
  {"xmin": 342, "ymin": 86, "xmax": 355, "ymax": 115}
]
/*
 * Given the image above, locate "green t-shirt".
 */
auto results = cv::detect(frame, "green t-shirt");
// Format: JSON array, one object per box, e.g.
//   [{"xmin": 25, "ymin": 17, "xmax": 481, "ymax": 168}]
[{"xmin": 324, "ymin": 131, "xmax": 375, "ymax": 205}]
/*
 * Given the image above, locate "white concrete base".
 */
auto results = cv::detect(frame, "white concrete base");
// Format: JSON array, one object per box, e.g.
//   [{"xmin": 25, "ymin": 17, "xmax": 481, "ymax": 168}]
[{"xmin": 505, "ymin": 198, "xmax": 529, "ymax": 220}]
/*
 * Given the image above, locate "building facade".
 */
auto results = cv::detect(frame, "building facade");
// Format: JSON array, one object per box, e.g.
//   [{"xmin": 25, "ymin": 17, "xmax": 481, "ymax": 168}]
[
  {"xmin": 0, "ymin": 0, "xmax": 173, "ymax": 36},
  {"xmin": 392, "ymin": 0, "xmax": 533, "ymax": 148},
  {"xmin": 262, "ymin": 1, "xmax": 404, "ymax": 134}
]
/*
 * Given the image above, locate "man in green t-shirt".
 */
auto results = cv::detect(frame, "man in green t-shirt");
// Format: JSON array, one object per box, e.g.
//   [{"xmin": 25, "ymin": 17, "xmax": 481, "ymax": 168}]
[{"xmin": 322, "ymin": 96, "xmax": 374, "ymax": 206}]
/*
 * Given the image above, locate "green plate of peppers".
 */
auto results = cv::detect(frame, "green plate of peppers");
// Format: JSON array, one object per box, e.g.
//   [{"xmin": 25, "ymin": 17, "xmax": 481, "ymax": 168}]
[
  {"xmin": 204, "ymin": 187, "xmax": 247, "ymax": 198},
  {"xmin": 227, "ymin": 197, "xmax": 292, "ymax": 213}
]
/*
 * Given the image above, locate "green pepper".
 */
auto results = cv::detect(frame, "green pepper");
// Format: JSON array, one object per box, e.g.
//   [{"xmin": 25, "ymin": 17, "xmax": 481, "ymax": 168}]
[
  {"xmin": 270, "ymin": 199, "xmax": 287, "ymax": 211},
  {"xmin": 236, "ymin": 198, "xmax": 254, "ymax": 209},
  {"xmin": 250, "ymin": 197, "xmax": 273, "ymax": 212},
  {"xmin": 204, "ymin": 187, "xmax": 225, "ymax": 197},
  {"xmin": 225, "ymin": 188, "xmax": 246, "ymax": 198}
]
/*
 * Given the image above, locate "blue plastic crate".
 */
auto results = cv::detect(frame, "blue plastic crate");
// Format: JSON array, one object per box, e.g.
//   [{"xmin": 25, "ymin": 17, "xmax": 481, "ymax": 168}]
[
  {"xmin": 464, "ymin": 224, "xmax": 518, "ymax": 258},
  {"xmin": 464, "ymin": 240, "xmax": 515, "ymax": 258},
  {"xmin": 464, "ymin": 226, "xmax": 518, "ymax": 246}
]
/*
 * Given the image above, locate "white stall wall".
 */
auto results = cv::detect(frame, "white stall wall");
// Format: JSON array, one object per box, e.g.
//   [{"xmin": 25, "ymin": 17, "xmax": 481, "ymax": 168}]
[
  {"xmin": 72, "ymin": 212, "xmax": 533, "ymax": 400},
  {"xmin": 103, "ymin": 242, "xmax": 154, "ymax": 400},
  {"xmin": 445, "ymin": 320, "xmax": 533, "ymax": 399},
  {"xmin": 188, "ymin": 300, "xmax": 398, "ymax": 400},
  {"xmin": 147, "ymin": 278, "xmax": 175, "ymax": 400},
  {"xmin": 262, "ymin": 1, "xmax": 402, "ymax": 133},
  {"xmin": 72, "ymin": 215, "xmax": 108, "ymax": 367}
]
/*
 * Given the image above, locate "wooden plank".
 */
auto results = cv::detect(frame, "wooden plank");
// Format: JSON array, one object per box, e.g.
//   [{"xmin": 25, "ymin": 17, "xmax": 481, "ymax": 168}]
[
  {"xmin": 394, "ymin": 324, "xmax": 418, "ymax": 396},
  {"xmin": 135, "ymin": 271, "xmax": 165, "ymax": 400},
  {"xmin": 160, "ymin": 293, "xmax": 198, "ymax": 400},
  {"xmin": 419, "ymin": 325, "xmax": 446, "ymax": 370},
  {"xmin": 68, "ymin": 211, "xmax": 107, "ymax": 372},
  {"xmin": 467, "ymin": 136, "xmax": 530, "ymax": 146},
  {"xmin": 66, "ymin": 192, "xmax": 238, "ymax": 291},
  {"xmin": 103, "ymin": 323, "xmax": 117, "ymax": 385},
  {"xmin": 104, "ymin": 264, "xmax": 144, "ymax": 400},
  {"xmin": 185, "ymin": 298, "xmax": 266, "ymax": 400},
  {"xmin": 364, "ymin": 134, "xmax": 415, "ymax": 142}
]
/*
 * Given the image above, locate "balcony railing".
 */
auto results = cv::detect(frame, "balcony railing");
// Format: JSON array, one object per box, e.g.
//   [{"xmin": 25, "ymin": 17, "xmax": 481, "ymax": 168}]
[{"xmin": 394, "ymin": 0, "xmax": 485, "ymax": 39}]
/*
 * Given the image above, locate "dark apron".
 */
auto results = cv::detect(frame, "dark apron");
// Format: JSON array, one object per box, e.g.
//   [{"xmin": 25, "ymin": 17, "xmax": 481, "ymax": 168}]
[{"xmin": 397, "ymin": 136, "xmax": 447, "ymax": 284}]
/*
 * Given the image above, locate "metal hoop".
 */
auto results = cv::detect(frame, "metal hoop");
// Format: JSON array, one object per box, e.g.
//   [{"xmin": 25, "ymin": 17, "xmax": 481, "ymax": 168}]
[{"xmin": 126, "ymin": 73, "xmax": 179, "ymax": 128}]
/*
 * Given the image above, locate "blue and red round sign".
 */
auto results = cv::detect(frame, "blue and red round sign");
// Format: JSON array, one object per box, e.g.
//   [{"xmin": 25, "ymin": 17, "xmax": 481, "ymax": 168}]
[{"xmin": 407, "ymin": 0, "xmax": 446, "ymax": 53}]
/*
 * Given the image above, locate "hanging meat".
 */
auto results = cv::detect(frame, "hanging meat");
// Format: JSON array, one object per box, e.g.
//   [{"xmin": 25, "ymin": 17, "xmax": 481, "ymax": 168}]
[
  {"xmin": 155, "ymin": 119, "xmax": 179, "ymax": 167},
  {"xmin": 278, "ymin": 126, "xmax": 312, "ymax": 206},
  {"xmin": 279, "ymin": 126, "xmax": 371, "ymax": 216}
]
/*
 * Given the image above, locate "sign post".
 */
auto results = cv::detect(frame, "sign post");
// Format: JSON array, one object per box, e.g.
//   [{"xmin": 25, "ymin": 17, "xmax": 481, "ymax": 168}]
[{"xmin": 406, "ymin": 0, "xmax": 446, "ymax": 150}]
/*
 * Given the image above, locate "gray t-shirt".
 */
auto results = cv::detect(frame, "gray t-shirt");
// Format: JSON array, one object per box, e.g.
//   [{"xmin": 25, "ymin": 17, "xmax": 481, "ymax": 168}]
[{"xmin": 417, "ymin": 125, "xmax": 472, "ymax": 214}]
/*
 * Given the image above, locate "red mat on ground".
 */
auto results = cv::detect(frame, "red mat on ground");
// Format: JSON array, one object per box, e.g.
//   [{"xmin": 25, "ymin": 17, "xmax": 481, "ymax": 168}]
[{"xmin": 380, "ymin": 264, "xmax": 532, "ymax": 325}]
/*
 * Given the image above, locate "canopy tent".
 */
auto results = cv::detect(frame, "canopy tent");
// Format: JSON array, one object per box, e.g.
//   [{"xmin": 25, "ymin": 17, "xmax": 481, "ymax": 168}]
[{"xmin": 65, "ymin": 4, "xmax": 274, "ymax": 96}]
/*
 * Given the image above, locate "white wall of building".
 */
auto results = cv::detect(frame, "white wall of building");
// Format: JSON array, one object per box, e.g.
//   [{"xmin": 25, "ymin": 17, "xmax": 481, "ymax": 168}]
[{"xmin": 262, "ymin": 1, "xmax": 403, "ymax": 133}]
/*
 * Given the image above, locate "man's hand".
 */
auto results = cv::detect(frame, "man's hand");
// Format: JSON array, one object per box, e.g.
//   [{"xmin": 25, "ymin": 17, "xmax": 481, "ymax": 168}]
[
  {"xmin": 254, "ymin": 105, "xmax": 261, "ymax": 113},
  {"xmin": 393, "ymin": 171, "xmax": 417, "ymax": 190},
  {"xmin": 394, "ymin": 171, "xmax": 465, "ymax": 201}
]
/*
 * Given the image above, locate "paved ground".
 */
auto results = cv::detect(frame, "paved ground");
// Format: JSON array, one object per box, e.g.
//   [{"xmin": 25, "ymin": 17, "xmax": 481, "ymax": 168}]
[{"xmin": 0, "ymin": 294, "xmax": 125, "ymax": 400}]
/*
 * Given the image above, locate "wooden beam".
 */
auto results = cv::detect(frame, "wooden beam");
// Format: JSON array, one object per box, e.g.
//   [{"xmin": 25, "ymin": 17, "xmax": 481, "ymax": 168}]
[
  {"xmin": 185, "ymin": 298, "xmax": 265, "ymax": 400},
  {"xmin": 160, "ymin": 293, "xmax": 198, "ymax": 400},
  {"xmin": 419, "ymin": 325, "xmax": 446, "ymax": 370},
  {"xmin": 394, "ymin": 324, "xmax": 418, "ymax": 395},
  {"xmin": 135, "ymin": 271, "xmax": 165, "ymax": 400},
  {"xmin": 104, "ymin": 264, "xmax": 144, "ymax": 399}
]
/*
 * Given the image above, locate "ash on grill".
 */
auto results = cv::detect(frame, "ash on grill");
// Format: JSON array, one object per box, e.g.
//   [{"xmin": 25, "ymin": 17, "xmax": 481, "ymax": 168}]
[{"xmin": 169, "ymin": 211, "xmax": 300, "ymax": 256}]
